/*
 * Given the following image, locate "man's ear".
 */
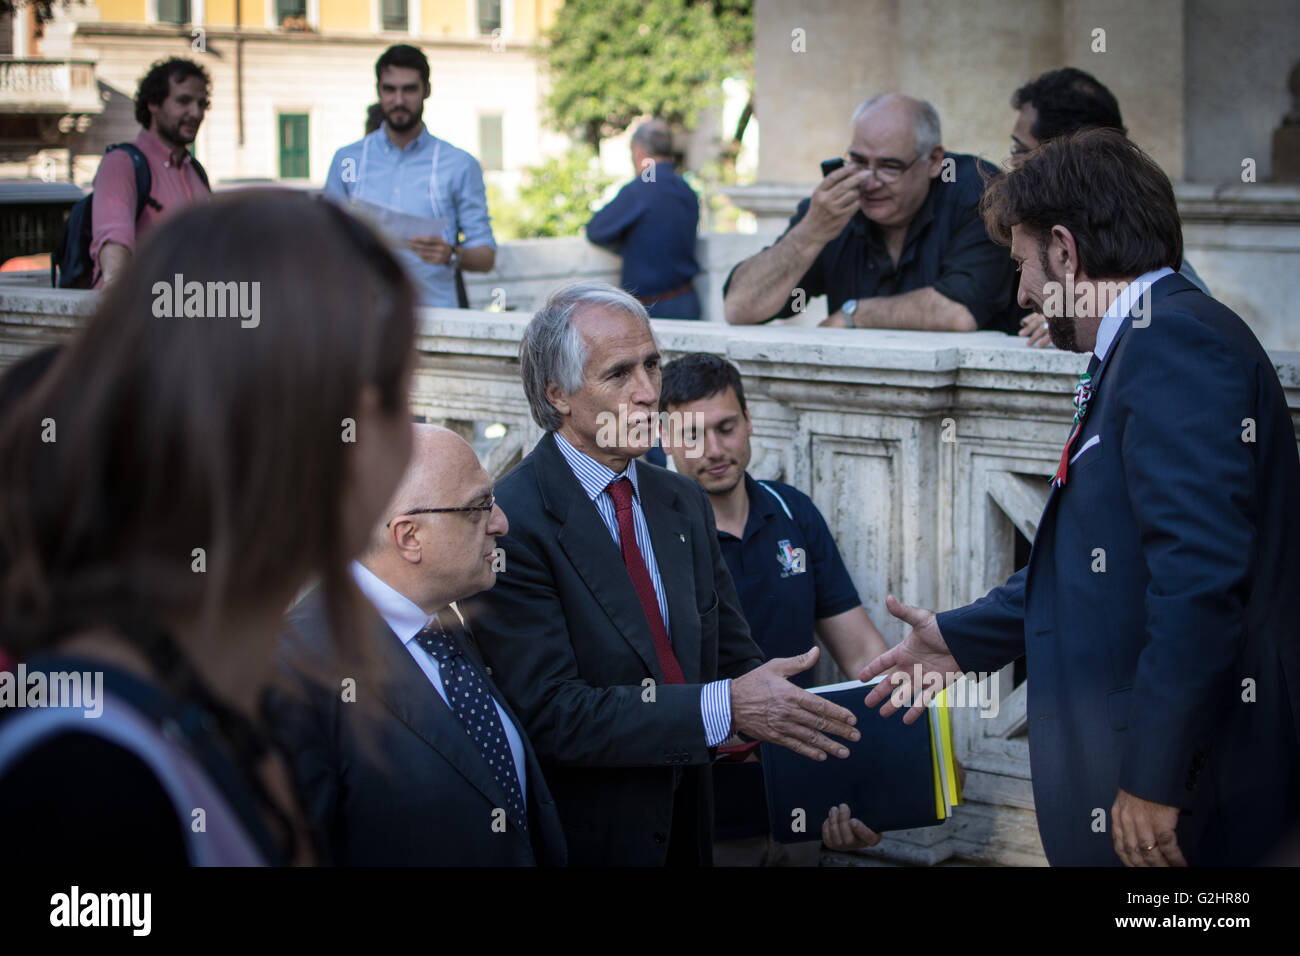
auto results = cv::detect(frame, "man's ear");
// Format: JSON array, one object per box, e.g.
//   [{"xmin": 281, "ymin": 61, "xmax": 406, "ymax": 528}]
[
  {"xmin": 390, "ymin": 517, "xmax": 423, "ymax": 564},
  {"xmin": 926, "ymin": 144, "xmax": 945, "ymax": 177},
  {"xmin": 1050, "ymin": 224, "xmax": 1080, "ymax": 278},
  {"xmin": 744, "ymin": 408, "xmax": 754, "ymax": 437},
  {"xmin": 545, "ymin": 382, "xmax": 571, "ymax": 418},
  {"xmin": 422, "ymin": 81, "xmax": 432, "ymax": 101}
]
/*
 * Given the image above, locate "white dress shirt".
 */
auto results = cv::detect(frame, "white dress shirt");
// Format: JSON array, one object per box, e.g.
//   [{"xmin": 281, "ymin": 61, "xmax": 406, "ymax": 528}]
[
  {"xmin": 1092, "ymin": 266, "xmax": 1176, "ymax": 367},
  {"xmin": 350, "ymin": 561, "xmax": 527, "ymax": 803}
]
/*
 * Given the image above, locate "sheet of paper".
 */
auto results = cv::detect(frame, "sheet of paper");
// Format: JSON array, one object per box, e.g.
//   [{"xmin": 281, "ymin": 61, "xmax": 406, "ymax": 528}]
[{"xmin": 349, "ymin": 198, "xmax": 446, "ymax": 243}]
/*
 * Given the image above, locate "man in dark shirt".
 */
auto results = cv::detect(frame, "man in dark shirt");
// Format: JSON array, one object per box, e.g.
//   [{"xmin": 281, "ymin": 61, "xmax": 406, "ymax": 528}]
[
  {"xmin": 660, "ymin": 353, "xmax": 889, "ymax": 865},
  {"xmin": 1008, "ymin": 67, "xmax": 1210, "ymax": 347},
  {"xmin": 723, "ymin": 94, "xmax": 1022, "ymax": 333},
  {"xmin": 586, "ymin": 119, "xmax": 703, "ymax": 319}
]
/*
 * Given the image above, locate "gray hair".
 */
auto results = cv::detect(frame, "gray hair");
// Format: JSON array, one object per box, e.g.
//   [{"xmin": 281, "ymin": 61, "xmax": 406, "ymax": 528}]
[
  {"xmin": 851, "ymin": 94, "xmax": 942, "ymax": 157},
  {"xmin": 520, "ymin": 281, "xmax": 655, "ymax": 432},
  {"xmin": 631, "ymin": 119, "xmax": 673, "ymax": 159}
]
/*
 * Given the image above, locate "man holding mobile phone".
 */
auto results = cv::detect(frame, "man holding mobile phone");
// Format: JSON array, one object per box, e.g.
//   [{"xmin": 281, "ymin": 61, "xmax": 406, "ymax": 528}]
[{"xmin": 722, "ymin": 94, "xmax": 1023, "ymax": 333}]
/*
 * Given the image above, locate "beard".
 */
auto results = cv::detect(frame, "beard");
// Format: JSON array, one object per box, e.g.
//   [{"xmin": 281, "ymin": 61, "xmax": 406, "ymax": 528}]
[
  {"xmin": 1040, "ymin": 247, "xmax": 1081, "ymax": 353},
  {"xmin": 384, "ymin": 101, "xmax": 423, "ymax": 133},
  {"xmin": 155, "ymin": 114, "xmax": 198, "ymax": 146}
]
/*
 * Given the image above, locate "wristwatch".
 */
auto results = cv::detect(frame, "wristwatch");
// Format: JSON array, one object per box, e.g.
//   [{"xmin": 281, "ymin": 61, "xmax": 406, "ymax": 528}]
[{"xmin": 841, "ymin": 299, "xmax": 858, "ymax": 328}]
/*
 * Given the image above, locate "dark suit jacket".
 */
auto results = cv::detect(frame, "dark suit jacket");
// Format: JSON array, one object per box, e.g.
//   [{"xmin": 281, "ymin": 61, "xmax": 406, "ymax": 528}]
[
  {"xmin": 264, "ymin": 587, "xmax": 567, "ymax": 866},
  {"xmin": 460, "ymin": 432, "xmax": 764, "ymax": 865},
  {"xmin": 937, "ymin": 273, "xmax": 1300, "ymax": 865}
]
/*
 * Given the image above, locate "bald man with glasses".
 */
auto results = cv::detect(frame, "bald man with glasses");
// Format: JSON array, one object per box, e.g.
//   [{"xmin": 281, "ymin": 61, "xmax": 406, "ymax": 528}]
[
  {"xmin": 266, "ymin": 424, "xmax": 567, "ymax": 866},
  {"xmin": 723, "ymin": 93, "xmax": 1023, "ymax": 333}
]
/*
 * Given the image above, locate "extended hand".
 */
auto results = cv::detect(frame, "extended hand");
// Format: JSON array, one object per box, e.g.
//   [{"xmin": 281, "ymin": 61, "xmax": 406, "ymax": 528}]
[
  {"xmin": 860, "ymin": 595, "xmax": 959, "ymax": 724},
  {"xmin": 730, "ymin": 647, "xmax": 860, "ymax": 761},
  {"xmin": 821, "ymin": 804, "xmax": 881, "ymax": 851},
  {"xmin": 1111, "ymin": 788, "xmax": 1186, "ymax": 867},
  {"xmin": 407, "ymin": 235, "xmax": 454, "ymax": 265},
  {"xmin": 819, "ymin": 311, "xmax": 849, "ymax": 328}
]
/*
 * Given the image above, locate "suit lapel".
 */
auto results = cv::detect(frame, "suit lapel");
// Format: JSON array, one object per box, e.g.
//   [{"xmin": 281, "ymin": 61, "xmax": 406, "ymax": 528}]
[
  {"xmin": 636, "ymin": 465, "xmax": 702, "ymax": 683},
  {"xmin": 457, "ymin": 611, "xmax": 559, "ymax": 852},
  {"xmin": 368, "ymin": 612, "xmax": 519, "ymax": 827},
  {"xmin": 535, "ymin": 433, "xmax": 667, "ymax": 680}
]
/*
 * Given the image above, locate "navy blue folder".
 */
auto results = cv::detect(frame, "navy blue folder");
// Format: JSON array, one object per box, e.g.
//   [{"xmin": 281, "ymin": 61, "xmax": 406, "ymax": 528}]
[{"xmin": 761, "ymin": 679, "xmax": 948, "ymax": 843}]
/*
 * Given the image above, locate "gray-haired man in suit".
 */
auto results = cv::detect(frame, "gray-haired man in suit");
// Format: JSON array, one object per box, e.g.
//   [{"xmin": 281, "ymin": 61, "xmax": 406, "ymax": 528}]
[{"xmin": 461, "ymin": 281, "xmax": 861, "ymax": 866}]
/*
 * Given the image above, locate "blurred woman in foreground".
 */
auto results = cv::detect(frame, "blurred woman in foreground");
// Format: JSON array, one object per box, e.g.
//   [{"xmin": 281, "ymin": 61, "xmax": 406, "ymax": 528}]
[{"xmin": 0, "ymin": 191, "xmax": 416, "ymax": 864}]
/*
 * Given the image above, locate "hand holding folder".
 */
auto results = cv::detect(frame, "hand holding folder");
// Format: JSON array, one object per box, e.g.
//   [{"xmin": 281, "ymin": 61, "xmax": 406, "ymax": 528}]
[{"xmin": 760, "ymin": 676, "xmax": 963, "ymax": 842}]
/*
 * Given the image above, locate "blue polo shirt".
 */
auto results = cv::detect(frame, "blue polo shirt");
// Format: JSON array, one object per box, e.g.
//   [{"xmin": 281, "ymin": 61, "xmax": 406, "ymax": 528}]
[
  {"xmin": 713, "ymin": 473, "xmax": 863, "ymax": 841},
  {"xmin": 717, "ymin": 474, "xmax": 861, "ymax": 687}
]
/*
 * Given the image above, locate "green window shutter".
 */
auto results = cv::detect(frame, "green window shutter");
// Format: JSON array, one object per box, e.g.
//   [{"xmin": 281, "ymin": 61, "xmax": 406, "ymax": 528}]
[
  {"xmin": 275, "ymin": 0, "xmax": 306, "ymax": 24},
  {"xmin": 278, "ymin": 114, "xmax": 310, "ymax": 180},
  {"xmin": 381, "ymin": 0, "xmax": 407, "ymax": 31},
  {"xmin": 157, "ymin": 0, "xmax": 191, "ymax": 24},
  {"xmin": 477, "ymin": 0, "xmax": 501, "ymax": 34}
]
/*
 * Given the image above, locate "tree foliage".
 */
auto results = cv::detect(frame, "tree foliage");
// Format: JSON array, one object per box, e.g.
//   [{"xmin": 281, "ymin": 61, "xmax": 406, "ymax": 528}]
[
  {"xmin": 489, "ymin": 147, "xmax": 616, "ymax": 240},
  {"xmin": 542, "ymin": 0, "xmax": 752, "ymax": 148}
]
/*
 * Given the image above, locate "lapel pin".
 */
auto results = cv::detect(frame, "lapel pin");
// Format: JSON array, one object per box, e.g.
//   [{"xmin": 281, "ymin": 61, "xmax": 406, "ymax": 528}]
[{"xmin": 679, "ymin": 533, "xmax": 686, "ymax": 542}]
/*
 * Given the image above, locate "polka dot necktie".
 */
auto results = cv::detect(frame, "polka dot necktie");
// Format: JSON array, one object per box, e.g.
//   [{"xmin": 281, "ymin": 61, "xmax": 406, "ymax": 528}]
[{"xmin": 418, "ymin": 616, "xmax": 527, "ymax": 831}]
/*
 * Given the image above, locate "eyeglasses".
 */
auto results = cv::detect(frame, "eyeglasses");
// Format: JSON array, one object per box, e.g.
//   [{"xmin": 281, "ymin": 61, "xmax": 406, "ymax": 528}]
[
  {"xmin": 386, "ymin": 494, "xmax": 496, "ymax": 528},
  {"xmin": 844, "ymin": 151, "xmax": 922, "ymax": 183}
]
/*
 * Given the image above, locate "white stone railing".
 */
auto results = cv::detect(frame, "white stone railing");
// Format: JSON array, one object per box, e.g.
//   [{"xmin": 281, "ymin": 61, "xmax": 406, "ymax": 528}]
[
  {"xmin": 0, "ymin": 58, "xmax": 102, "ymax": 115},
  {"xmin": 3, "ymin": 288, "xmax": 1299, "ymax": 866}
]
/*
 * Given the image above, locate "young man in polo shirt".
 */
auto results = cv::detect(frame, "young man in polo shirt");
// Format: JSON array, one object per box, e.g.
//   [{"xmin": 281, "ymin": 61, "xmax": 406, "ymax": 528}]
[
  {"xmin": 91, "ymin": 58, "xmax": 212, "ymax": 288},
  {"xmin": 659, "ymin": 353, "xmax": 890, "ymax": 865}
]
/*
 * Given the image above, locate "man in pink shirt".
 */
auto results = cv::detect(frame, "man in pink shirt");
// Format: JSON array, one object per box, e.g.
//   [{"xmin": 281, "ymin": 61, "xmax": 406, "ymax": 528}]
[{"xmin": 91, "ymin": 58, "xmax": 212, "ymax": 288}]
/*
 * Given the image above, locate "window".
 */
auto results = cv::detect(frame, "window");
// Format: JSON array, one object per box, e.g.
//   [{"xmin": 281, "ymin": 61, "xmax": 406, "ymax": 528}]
[
  {"xmin": 278, "ymin": 113, "xmax": 310, "ymax": 180},
  {"xmin": 157, "ymin": 0, "xmax": 192, "ymax": 24},
  {"xmin": 477, "ymin": 0, "xmax": 501, "ymax": 35},
  {"xmin": 478, "ymin": 114, "xmax": 503, "ymax": 172},
  {"xmin": 276, "ymin": 0, "xmax": 306, "ymax": 26},
  {"xmin": 381, "ymin": 0, "xmax": 407, "ymax": 31}
]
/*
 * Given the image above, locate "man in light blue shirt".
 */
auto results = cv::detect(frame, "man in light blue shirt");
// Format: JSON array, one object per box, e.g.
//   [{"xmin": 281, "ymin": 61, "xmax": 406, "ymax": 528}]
[{"xmin": 323, "ymin": 44, "xmax": 496, "ymax": 307}]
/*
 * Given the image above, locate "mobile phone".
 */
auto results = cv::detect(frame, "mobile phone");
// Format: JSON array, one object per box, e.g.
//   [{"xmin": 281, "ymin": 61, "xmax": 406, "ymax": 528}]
[{"xmin": 820, "ymin": 157, "xmax": 845, "ymax": 177}]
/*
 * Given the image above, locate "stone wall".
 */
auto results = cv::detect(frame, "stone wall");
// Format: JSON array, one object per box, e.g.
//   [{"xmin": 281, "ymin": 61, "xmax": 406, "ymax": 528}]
[{"xmin": 5, "ymin": 287, "xmax": 1297, "ymax": 865}]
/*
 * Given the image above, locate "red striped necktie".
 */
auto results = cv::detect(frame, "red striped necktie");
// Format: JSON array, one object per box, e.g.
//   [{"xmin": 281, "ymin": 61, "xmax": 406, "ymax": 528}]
[{"xmin": 606, "ymin": 476, "xmax": 685, "ymax": 684}]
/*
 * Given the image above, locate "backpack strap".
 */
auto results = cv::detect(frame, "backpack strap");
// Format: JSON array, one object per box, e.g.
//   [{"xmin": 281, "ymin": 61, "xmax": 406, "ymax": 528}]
[
  {"xmin": 189, "ymin": 155, "xmax": 211, "ymax": 192},
  {"xmin": 106, "ymin": 142, "xmax": 157, "ymax": 220},
  {"xmin": 756, "ymin": 480, "xmax": 794, "ymax": 520}
]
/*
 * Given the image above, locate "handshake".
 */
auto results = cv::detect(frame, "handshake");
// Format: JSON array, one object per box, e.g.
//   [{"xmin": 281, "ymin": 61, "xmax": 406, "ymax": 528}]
[{"xmin": 726, "ymin": 594, "xmax": 960, "ymax": 852}]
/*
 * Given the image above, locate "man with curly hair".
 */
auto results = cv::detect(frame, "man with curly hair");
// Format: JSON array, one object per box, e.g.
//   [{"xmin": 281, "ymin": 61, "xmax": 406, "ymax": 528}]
[{"xmin": 90, "ymin": 58, "xmax": 212, "ymax": 288}]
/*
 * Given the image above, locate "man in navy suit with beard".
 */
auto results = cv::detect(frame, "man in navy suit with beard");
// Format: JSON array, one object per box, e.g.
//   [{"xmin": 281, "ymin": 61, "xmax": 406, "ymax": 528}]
[{"xmin": 855, "ymin": 129, "xmax": 1300, "ymax": 866}]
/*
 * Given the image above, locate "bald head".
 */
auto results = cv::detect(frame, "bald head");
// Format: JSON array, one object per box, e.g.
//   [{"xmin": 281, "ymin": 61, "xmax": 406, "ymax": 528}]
[
  {"xmin": 367, "ymin": 425, "xmax": 474, "ymax": 556},
  {"xmin": 851, "ymin": 94, "xmax": 942, "ymax": 157},
  {"xmin": 362, "ymin": 423, "xmax": 508, "ymax": 613}
]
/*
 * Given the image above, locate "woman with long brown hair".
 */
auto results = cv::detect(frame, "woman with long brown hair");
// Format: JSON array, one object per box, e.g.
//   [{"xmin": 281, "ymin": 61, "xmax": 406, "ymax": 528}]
[{"xmin": 0, "ymin": 191, "xmax": 417, "ymax": 864}]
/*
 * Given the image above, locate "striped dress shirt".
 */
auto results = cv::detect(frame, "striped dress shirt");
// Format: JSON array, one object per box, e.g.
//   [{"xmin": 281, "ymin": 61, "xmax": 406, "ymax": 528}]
[{"xmin": 553, "ymin": 432, "xmax": 733, "ymax": 747}]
